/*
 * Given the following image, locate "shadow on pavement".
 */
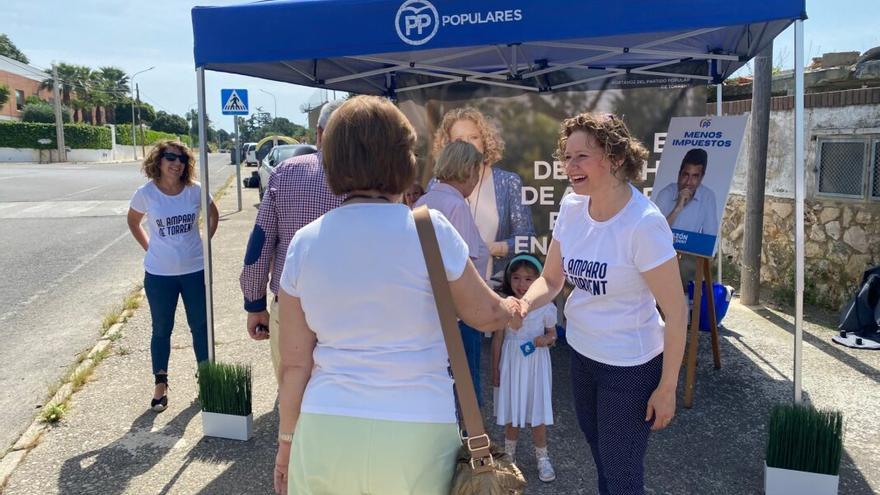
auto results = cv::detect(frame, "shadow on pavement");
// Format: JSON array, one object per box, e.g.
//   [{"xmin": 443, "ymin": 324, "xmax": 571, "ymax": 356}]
[{"xmin": 58, "ymin": 402, "xmax": 199, "ymax": 495}]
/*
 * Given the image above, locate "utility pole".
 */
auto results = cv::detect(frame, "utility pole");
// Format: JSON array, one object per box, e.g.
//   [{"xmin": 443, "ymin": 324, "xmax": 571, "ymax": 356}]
[
  {"xmin": 51, "ymin": 65, "xmax": 67, "ymax": 162},
  {"xmin": 136, "ymin": 83, "xmax": 145, "ymax": 158},
  {"xmin": 741, "ymin": 42, "xmax": 773, "ymax": 305},
  {"xmin": 128, "ymin": 66, "xmax": 154, "ymax": 161}
]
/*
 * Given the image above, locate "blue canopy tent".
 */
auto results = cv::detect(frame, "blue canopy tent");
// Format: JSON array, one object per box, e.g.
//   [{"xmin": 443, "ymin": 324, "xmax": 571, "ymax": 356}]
[{"xmin": 191, "ymin": 0, "xmax": 808, "ymax": 401}]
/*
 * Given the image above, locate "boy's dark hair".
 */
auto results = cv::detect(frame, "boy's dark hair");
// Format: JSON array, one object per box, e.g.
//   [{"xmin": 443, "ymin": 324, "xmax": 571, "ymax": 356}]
[{"xmin": 500, "ymin": 258, "xmax": 542, "ymax": 297}]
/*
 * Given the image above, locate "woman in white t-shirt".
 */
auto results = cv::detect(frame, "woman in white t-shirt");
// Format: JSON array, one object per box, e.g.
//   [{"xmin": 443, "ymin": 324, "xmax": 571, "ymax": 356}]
[
  {"xmin": 127, "ymin": 140, "xmax": 218, "ymax": 413},
  {"xmin": 273, "ymin": 96, "xmax": 521, "ymax": 495},
  {"xmin": 517, "ymin": 113, "xmax": 687, "ymax": 495}
]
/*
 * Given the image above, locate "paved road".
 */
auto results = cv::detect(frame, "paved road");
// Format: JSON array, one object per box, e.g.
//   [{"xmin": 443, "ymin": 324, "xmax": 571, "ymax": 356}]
[{"xmin": 0, "ymin": 154, "xmax": 239, "ymax": 453}]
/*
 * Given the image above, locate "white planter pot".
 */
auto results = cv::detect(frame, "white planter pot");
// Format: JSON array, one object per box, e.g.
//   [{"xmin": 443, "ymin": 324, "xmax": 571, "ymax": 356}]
[
  {"xmin": 765, "ymin": 462, "xmax": 839, "ymax": 495},
  {"xmin": 202, "ymin": 411, "xmax": 253, "ymax": 441}
]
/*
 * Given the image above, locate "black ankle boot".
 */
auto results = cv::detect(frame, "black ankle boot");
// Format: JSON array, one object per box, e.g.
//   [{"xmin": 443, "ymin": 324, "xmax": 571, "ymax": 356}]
[{"xmin": 151, "ymin": 374, "xmax": 168, "ymax": 412}]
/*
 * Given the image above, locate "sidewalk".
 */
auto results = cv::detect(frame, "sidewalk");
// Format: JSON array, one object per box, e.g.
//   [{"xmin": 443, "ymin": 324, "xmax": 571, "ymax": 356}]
[{"xmin": 2, "ymin": 184, "xmax": 878, "ymax": 494}]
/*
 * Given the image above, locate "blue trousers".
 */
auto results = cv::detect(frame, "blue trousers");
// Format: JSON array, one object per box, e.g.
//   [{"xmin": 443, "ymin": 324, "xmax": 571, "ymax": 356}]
[
  {"xmin": 457, "ymin": 321, "xmax": 483, "ymax": 406},
  {"xmin": 571, "ymin": 350, "xmax": 662, "ymax": 495},
  {"xmin": 144, "ymin": 270, "xmax": 209, "ymax": 375}
]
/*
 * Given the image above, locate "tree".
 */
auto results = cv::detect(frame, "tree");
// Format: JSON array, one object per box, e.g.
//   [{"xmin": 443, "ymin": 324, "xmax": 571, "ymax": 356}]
[
  {"xmin": 0, "ymin": 84, "xmax": 9, "ymax": 108},
  {"xmin": 186, "ymin": 109, "xmax": 217, "ymax": 145},
  {"xmin": 0, "ymin": 34, "xmax": 28, "ymax": 64},
  {"xmin": 151, "ymin": 111, "xmax": 189, "ymax": 135},
  {"xmin": 40, "ymin": 63, "xmax": 79, "ymax": 108},
  {"xmin": 114, "ymin": 99, "xmax": 155, "ymax": 124},
  {"xmin": 21, "ymin": 102, "xmax": 71, "ymax": 123},
  {"xmin": 95, "ymin": 67, "xmax": 129, "ymax": 124}
]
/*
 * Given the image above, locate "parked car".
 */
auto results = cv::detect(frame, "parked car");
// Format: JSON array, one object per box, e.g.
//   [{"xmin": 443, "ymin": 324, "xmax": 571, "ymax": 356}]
[
  {"xmin": 243, "ymin": 142, "xmax": 258, "ymax": 166},
  {"xmin": 258, "ymin": 144, "xmax": 318, "ymax": 199}
]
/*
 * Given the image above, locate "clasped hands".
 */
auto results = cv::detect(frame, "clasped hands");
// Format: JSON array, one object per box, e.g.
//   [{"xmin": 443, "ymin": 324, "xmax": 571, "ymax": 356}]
[{"xmin": 502, "ymin": 296, "xmax": 531, "ymax": 330}]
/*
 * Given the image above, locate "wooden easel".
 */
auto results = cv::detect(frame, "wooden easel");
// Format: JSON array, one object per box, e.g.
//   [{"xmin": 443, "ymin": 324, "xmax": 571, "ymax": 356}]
[{"xmin": 682, "ymin": 254, "xmax": 722, "ymax": 409}]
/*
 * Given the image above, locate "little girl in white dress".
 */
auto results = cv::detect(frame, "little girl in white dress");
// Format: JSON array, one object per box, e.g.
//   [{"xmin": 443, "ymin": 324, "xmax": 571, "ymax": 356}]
[{"xmin": 492, "ymin": 254, "xmax": 557, "ymax": 482}]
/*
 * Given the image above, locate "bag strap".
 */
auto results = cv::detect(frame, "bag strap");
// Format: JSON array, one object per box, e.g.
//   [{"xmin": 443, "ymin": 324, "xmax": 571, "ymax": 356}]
[{"xmin": 412, "ymin": 205, "xmax": 494, "ymax": 473}]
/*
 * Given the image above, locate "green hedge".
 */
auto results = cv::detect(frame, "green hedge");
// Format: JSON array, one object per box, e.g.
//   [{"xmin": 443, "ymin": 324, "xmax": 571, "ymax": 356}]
[
  {"xmin": 0, "ymin": 121, "xmax": 111, "ymax": 149},
  {"xmin": 115, "ymin": 124, "xmax": 191, "ymax": 147}
]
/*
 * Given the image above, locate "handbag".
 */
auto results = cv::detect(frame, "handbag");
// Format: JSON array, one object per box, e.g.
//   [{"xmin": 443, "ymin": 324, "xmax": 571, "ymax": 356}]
[{"xmin": 413, "ymin": 206, "xmax": 527, "ymax": 495}]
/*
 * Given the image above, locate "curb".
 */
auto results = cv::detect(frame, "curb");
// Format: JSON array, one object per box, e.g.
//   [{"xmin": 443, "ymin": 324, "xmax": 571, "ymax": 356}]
[{"xmin": 0, "ymin": 288, "xmax": 145, "ymax": 491}]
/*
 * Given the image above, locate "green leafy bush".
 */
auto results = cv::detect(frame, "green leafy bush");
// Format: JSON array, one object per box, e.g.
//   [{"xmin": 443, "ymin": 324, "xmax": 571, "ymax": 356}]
[
  {"xmin": 21, "ymin": 102, "xmax": 72, "ymax": 123},
  {"xmin": 0, "ymin": 83, "xmax": 9, "ymax": 108},
  {"xmin": 115, "ymin": 124, "xmax": 191, "ymax": 147},
  {"xmin": 0, "ymin": 122, "xmax": 111, "ymax": 149},
  {"xmin": 766, "ymin": 403, "xmax": 843, "ymax": 475},
  {"xmin": 198, "ymin": 361, "xmax": 252, "ymax": 416}
]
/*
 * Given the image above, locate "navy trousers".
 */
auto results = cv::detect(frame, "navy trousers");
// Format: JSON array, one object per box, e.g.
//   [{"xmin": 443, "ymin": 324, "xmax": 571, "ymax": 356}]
[
  {"xmin": 144, "ymin": 270, "xmax": 209, "ymax": 375},
  {"xmin": 571, "ymin": 349, "xmax": 663, "ymax": 495}
]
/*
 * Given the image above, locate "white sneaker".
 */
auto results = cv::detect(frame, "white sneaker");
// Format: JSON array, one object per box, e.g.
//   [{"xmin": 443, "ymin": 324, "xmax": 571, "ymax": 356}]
[
  {"xmin": 537, "ymin": 456, "xmax": 556, "ymax": 482},
  {"xmin": 503, "ymin": 443, "xmax": 517, "ymax": 463}
]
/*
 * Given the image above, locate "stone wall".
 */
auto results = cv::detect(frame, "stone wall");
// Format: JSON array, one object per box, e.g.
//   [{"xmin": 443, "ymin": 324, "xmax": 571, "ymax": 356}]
[{"xmin": 721, "ymin": 194, "xmax": 880, "ymax": 308}]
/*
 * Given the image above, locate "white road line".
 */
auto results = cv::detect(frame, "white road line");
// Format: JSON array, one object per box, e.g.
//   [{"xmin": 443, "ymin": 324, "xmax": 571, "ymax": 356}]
[
  {"xmin": 58, "ymin": 184, "xmax": 104, "ymax": 200},
  {"xmin": 0, "ymin": 229, "xmax": 133, "ymax": 323}
]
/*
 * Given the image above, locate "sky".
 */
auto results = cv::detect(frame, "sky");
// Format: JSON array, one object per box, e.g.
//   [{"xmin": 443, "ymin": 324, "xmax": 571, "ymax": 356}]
[{"xmin": 4, "ymin": 0, "xmax": 879, "ymax": 133}]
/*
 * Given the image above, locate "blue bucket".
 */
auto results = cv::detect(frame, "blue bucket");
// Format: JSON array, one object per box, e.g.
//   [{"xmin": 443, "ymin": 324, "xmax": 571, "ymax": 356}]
[{"xmin": 686, "ymin": 282, "xmax": 733, "ymax": 332}]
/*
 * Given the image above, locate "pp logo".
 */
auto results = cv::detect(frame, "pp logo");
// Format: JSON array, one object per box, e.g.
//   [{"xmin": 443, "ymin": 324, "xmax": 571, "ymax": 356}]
[
  {"xmin": 699, "ymin": 118, "xmax": 712, "ymax": 128},
  {"xmin": 395, "ymin": 0, "xmax": 439, "ymax": 46}
]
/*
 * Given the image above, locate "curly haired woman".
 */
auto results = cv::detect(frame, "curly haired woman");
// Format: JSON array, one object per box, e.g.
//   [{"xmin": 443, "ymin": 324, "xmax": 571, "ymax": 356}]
[
  {"xmin": 127, "ymin": 140, "xmax": 219, "ymax": 412},
  {"xmin": 431, "ymin": 107, "xmax": 535, "ymax": 404},
  {"xmin": 516, "ymin": 113, "xmax": 687, "ymax": 494}
]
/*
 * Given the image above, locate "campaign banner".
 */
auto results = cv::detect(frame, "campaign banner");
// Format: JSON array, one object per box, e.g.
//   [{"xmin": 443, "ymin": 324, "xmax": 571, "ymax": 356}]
[
  {"xmin": 398, "ymin": 83, "xmax": 705, "ymax": 267},
  {"xmin": 650, "ymin": 115, "xmax": 747, "ymax": 257}
]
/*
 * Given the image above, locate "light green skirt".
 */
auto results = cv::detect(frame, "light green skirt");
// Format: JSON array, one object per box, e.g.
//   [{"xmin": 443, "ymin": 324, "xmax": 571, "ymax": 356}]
[{"xmin": 289, "ymin": 413, "xmax": 460, "ymax": 495}]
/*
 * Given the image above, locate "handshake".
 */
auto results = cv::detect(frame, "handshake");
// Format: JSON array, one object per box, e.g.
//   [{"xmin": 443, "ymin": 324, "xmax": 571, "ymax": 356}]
[{"xmin": 502, "ymin": 296, "xmax": 531, "ymax": 330}]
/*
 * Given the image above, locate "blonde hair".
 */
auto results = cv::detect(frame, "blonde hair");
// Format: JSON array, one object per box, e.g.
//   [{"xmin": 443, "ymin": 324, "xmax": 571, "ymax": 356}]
[
  {"xmin": 432, "ymin": 107, "xmax": 504, "ymax": 166},
  {"xmin": 433, "ymin": 141, "xmax": 483, "ymax": 183},
  {"xmin": 142, "ymin": 140, "xmax": 197, "ymax": 185},
  {"xmin": 555, "ymin": 113, "xmax": 649, "ymax": 183},
  {"xmin": 322, "ymin": 95, "xmax": 417, "ymax": 196}
]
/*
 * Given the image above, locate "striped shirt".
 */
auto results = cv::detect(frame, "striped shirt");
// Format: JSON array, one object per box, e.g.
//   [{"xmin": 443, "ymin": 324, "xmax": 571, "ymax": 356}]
[{"xmin": 239, "ymin": 151, "xmax": 344, "ymax": 311}]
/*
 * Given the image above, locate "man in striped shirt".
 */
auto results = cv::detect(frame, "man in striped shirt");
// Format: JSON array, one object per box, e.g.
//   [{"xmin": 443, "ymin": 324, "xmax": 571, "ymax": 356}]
[{"xmin": 239, "ymin": 100, "xmax": 345, "ymax": 382}]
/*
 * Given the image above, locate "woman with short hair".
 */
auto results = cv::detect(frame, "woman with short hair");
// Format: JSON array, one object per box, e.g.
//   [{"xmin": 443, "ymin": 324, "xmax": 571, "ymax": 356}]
[
  {"xmin": 273, "ymin": 96, "xmax": 520, "ymax": 495},
  {"xmin": 127, "ymin": 140, "xmax": 219, "ymax": 412},
  {"xmin": 517, "ymin": 113, "xmax": 687, "ymax": 494}
]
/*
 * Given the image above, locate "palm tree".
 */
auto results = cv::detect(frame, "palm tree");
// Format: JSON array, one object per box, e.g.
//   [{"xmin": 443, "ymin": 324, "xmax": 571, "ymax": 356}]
[
  {"xmin": 96, "ymin": 67, "xmax": 129, "ymax": 124},
  {"xmin": 40, "ymin": 62, "xmax": 78, "ymax": 108}
]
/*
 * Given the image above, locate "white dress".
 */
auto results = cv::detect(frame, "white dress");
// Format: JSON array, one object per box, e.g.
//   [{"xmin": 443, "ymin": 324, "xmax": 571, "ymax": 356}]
[{"xmin": 495, "ymin": 303, "xmax": 556, "ymax": 427}]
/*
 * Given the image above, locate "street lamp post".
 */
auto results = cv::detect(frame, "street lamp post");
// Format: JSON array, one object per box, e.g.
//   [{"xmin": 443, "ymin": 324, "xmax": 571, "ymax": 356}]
[
  {"xmin": 129, "ymin": 66, "xmax": 155, "ymax": 160},
  {"xmin": 260, "ymin": 89, "xmax": 277, "ymax": 121}
]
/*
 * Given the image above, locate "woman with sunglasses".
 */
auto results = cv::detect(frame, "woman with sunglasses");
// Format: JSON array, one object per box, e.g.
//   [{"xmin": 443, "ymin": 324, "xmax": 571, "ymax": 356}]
[{"xmin": 127, "ymin": 140, "xmax": 219, "ymax": 412}]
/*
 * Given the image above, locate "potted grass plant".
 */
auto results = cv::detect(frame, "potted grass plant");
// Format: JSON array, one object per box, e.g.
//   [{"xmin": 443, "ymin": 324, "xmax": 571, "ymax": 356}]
[
  {"xmin": 198, "ymin": 361, "xmax": 253, "ymax": 441},
  {"xmin": 765, "ymin": 403, "xmax": 843, "ymax": 495}
]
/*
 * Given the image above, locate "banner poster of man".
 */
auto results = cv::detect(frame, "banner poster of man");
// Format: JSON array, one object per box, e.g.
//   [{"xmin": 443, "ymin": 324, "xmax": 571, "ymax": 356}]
[
  {"xmin": 650, "ymin": 115, "xmax": 747, "ymax": 258},
  {"xmin": 397, "ymin": 80, "xmax": 706, "ymax": 280}
]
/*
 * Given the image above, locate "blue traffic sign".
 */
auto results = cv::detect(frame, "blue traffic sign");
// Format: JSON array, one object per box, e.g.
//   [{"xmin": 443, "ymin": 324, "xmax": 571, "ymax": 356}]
[{"xmin": 221, "ymin": 89, "xmax": 248, "ymax": 115}]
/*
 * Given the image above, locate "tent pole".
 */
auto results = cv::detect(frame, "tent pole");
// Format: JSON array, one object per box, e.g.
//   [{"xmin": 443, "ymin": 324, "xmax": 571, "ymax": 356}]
[
  {"xmin": 716, "ymin": 77, "xmax": 723, "ymax": 284},
  {"xmin": 793, "ymin": 20, "xmax": 805, "ymax": 404},
  {"xmin": 196, "ymin": 67, "xmax": 216, "ymax": 362}
]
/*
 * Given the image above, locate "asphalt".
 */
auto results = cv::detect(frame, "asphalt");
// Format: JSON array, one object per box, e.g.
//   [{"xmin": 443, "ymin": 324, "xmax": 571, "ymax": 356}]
[{"xmin": 1, "ymin": 183, "xmax": 878, "ymax": 494}]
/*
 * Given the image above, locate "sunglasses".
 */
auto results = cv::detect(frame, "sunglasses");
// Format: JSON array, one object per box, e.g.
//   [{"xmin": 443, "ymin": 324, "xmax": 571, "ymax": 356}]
[{"xmin": 162, "ymin": 151, "xmax": 189, "ymax": 164}]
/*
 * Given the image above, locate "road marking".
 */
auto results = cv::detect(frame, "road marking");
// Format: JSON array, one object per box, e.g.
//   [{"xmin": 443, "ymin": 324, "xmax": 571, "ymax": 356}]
[
  {"xmin": 0, "ymin": 201, "xmax": 130, "ymax": 219},
  {"xmin": 58, "ymin": 184, "xmax": 104, "ymax": 200},
  {"xmin": 0, "ymin": 229, "xmax": 132, "ymax": 323}
]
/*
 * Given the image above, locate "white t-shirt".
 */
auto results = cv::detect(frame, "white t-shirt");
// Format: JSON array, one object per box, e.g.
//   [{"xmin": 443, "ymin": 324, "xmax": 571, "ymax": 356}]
[
  {"xmin": 552, "ymin": 185, "xmax": 676, "ymax": 366},
  {"xmin": 279, "ymin": 203, "xmax": 470, "ymax": 423},
  {"xmin": 130, "ymin": 181, "xmax": 210, "ymax": 276}
]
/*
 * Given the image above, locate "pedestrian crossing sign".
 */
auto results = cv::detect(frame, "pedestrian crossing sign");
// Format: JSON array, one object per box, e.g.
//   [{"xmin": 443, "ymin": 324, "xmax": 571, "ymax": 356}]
[{"xmin": 221, "ymin": 89, "xmax": 249, "ymax": 115}]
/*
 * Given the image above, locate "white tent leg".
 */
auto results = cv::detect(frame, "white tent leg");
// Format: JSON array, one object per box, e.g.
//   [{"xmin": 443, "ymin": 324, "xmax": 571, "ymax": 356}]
[
  {"xmin": 196, "ymin": 67, "xmax": 216, "ymax": 362},
  {"xmin": 717, "ymin": 82, "xmax": 723, "ymax": 284},
  {"xmin": 793, "ymin": 19, "xmax": 805, "ymax": 404}
]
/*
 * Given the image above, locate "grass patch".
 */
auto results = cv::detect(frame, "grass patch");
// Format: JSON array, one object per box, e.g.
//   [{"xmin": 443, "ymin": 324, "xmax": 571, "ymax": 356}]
[
  {"xmin": 766, "ymin": 403, "xmax": 843, "ymax": 475},
  {"xmin": 117, "ymin": 346, "xmax": 130, "ymax": 356},
  {"xmin": 101, "ymin": 307, "xmax": 122, "ymax": 332},
  {"xmin": 91, "ymin": 347, "xmax": 111, "ymax": 365},
  {"xmin": 41, "ymin": 403, "xmax": 67, "ymax": 424},
  {"xmin": 198, "ymin": 361, "xmax": 253, "ymax": 416},
  {"xmin": 108, "ymin": 331, "xmax": 124, "ymax": 342},
  {"xmin": 123, "ymin": 293, "xmax": 142, "ymax": 311},
  {"xmin": 71, "ymin": 367, "xmax": 92, "ymax": 392}
]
